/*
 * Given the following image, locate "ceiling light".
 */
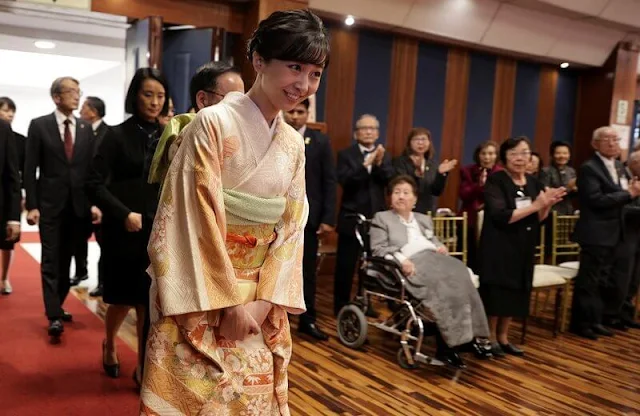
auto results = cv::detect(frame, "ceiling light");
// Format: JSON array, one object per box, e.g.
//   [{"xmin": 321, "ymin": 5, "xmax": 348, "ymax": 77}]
[
  {"xmin": 345, "ymin": 15, "xmax": 355, "ymax": 26},
  {"xmin": 560, "ymin": 62, "xmax": 569, "ymax": 69},
  {"xmin": 34, "ymin": 40, "xmax": 56, "ymax": 49}
]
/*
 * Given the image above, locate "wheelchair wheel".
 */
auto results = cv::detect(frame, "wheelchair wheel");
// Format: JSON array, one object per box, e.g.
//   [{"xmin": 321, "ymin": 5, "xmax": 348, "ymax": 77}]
[
  {"xmin": 397, "ymin": 347, "xmax": 419, "ymax": 370},
  {"xmin": 337, "ymin": 304, "xmax": 368, "ymax": 349}
]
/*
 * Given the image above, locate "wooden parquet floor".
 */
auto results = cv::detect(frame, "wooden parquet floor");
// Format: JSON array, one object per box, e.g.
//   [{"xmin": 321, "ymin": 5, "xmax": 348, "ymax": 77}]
[{"xmin": 73, "ymin": 274, "xmax": 640, "ymax": 416}]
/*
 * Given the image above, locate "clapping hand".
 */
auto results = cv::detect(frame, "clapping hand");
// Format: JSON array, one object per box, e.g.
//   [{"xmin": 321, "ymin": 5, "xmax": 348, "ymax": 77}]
[
  {"xmin": 438, "ymin": 159, "xmax": 458, "ymax": 174},
  {"xmin": 629, "ymin": 178, "xmax": 640, "ymax": 198},
  {"xmin": 479, "ymin": 169, "xmax": 488, "ymax": 186},
  {"xmin": 535, "ymin": 187, "xmax": 567, "ymax": 209}
]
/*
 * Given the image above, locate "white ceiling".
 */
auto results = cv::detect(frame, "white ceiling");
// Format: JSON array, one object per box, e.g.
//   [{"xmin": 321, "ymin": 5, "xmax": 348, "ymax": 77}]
[{"xmin": 310, "ymin": 0, "xmax": 640, "ymax": 69}]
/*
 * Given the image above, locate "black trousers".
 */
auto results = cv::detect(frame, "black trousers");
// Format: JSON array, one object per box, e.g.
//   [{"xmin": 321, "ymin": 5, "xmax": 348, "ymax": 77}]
[
  {"xmin": 333, "ymin": 232, "xmax": 361, "ymax": 315},
  {"xmin": 40, "ymin": 204, "xmax": 89, "ymax": 320},
  {"xmin": 73, "ymin": 222, "xmax": 92, "ymax": 278},
  {"xmin": 571, "ymin": 242, "xmax": 631, "ymax": 330},
  {"xmin": 300, "ymin": 226, "xmax": 319, "ymax": 326},
  {"xmin": 621, "ymin": 236, "xmax": 640, "ymax": 322}
]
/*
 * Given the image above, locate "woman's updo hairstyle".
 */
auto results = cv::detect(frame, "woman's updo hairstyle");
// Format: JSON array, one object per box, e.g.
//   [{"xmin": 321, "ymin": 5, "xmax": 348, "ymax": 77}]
[{"xmin": 247, "ymin": 9, "xmax": 330, "ymax": 68}]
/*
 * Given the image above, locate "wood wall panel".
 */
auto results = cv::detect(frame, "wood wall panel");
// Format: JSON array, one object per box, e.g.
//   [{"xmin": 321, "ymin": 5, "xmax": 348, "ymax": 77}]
[
  {"xmin": 491, "ymin": 57, "xmax": 517, "ymax": 143},
  {"xmin": 325, "ymin": 27, "xmax": 359, "ymax": 152},
  {"xmin": 148, "ymin": 16, "xmax": 163, "ymax": 70},
  {"xmin": 439, "ymin": 48, "xmax": 470, "ymax": 210},
  {"xmin": 91, "ymin": 0, "xmax": 244, "ymax": 32},
  {"xmin": 609, "ymin": 44, "xmax": 639, "ymax": 161},
  {"xmin": 385, "ymin": 36, "xmax": 419, "ymax": 158},
  {"xmin": 534, "ymin": 67, "xmax": 559, "ymax": 164}
]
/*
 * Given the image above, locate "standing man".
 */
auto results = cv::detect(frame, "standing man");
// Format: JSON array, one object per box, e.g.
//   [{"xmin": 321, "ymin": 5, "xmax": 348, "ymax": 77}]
[
  {"xmin": 0, "ymin": 97, "xmax": 26, "ymax": 295},
  {"xmin": 25, "ymin": 77, "xmax": 100, "ymax": 340},
  {"xmin": 284, "ymin": 98, "xmax": 336, "ymax": 340},
  {"xmin": 0, "ymin": 119, "xmax": 21, "ymax": 295},
  {"xmin": 79, "ymin": 96, "xmax": 107, "ymax": 296},
  {"xmin": 333, "ymin": 114, "xmax": 394, "ymax": 316},
  {"xmin": 570, "ymin": 126, "xmax": 640, "ymax": 339}
]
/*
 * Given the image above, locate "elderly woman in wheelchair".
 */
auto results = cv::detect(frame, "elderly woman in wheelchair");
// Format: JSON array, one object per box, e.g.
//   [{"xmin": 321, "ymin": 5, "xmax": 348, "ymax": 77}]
[{"xmin": 369, "ymin": 175, "xmax": 492, "ymax": 368}]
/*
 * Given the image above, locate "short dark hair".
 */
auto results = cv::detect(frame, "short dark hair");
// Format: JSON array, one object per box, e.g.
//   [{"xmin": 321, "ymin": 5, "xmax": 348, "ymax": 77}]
[
  {"xmin": 473, "ymin": 140, "xmax": 498, "ymax": 165},
  {"xmin": 299, "ymin": 98, "xmax": 310, "ymax": 109},
  {"xmin": 247, "ymin": 9, "xmax": 330, "ymax": 68},
  {"xmin": 85, "ymin": 96, "xmax": 106, "ymax": 118},
  {"xmin": 549, "ymin": 140, "xmax": 572, "ymax": 157},
  {"xmin": 499, "ymin": 136, "xmax": 531, "ymax": 165},
  {"xmin": 125, "ymin": 68, "xmax": 170, "ymax": 116},
  {"xmin": 388, "ymin": 174, "xmax": 418, "ymax": 196},
  {"xmin": 0, "ymin": 97, "xmax": 16, "ymax": 112},
  {"xmin": 189, "ymin": 61, "xmax": 241, "ymax": 110},
  {"xmin": 403, "ymin": 127, "xmax": 434, "ymax": 160}
]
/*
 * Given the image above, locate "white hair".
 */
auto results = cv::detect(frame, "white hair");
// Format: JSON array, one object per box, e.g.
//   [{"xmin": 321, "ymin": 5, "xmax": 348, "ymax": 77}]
[
  {"xmin": 592, "ymin": 126, "xmax": 614, "ymax": 142},
  {"xmin": 355, "ymin": 114, "xmax": 379, "ymax": 128}
]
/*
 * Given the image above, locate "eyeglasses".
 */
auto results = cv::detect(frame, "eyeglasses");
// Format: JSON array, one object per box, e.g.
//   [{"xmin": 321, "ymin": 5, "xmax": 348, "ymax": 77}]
[
  {"xmin": 60, "ymin": 89, "xmax": 82, "ymax": 97},
  {"xmin": 202, "ymin": 89, "xmax": 225, "ymax": 99},
  {"xmin": 356, "ymin": 126, "xmax": 378, "ymax": 132},
  {"xmin": 596, "ymin": 136, "xmax": 622, "ymax": 143},
  {"xmin": 507, "ymin": 151, "xmax": 532, "ymax": 158},
  {"xmin": 411, "ymin": 137, "xmax": 429, "ymax": 143}
]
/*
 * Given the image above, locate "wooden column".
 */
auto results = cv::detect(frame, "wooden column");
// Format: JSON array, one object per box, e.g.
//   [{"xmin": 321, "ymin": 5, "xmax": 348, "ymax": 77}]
[
  {"xmin": 385, "ymin": 36, "xmax": 419, "ymax": 158},
  {"xmin": 439, "ymin": 48, "xmax": 470, "ymax": 210},
  {"xmin": 534, "ymin": 66, "xmax": 559, "ymax": 164},
  {"xmin": 148, "ymin": 16, "xmax": 163, "ymax": 70},
  {"xmin": 609, "ymin": 43, "xmax": 639, "ymax": 161},
  {"xmin": 491, "ymin": 57, "xmax": 517, "ymax": 143},
  {"xmin": 235, "ymin": 0, "xmax": 309, "ymax": 88},
  {"xmin": 324, "ymin": 27, "xmax": 359, "ymax": 152}
]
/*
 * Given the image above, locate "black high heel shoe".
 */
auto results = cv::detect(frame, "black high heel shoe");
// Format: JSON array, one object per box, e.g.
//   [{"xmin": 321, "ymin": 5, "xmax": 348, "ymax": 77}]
[{"xmin": 102, "ymin": 340, "xmax": 120, "ymax": 378}]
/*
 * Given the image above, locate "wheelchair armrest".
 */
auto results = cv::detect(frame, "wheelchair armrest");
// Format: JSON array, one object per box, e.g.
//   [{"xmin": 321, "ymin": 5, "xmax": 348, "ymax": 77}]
[{"xmin": 368, "ymin": 256, "xmax": 403, "ymax": 272}]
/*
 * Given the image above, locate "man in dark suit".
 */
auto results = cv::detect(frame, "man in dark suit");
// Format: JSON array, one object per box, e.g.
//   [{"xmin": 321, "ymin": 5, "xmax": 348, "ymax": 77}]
[
  {"xmin": 570, "ymin": 126, "xmax": 640, "ymax": 339},
  {"xmin": 79, "ymin": 96, "xmax": 107, "ymax": 296},
  {"xmin": 333, "ymin": 114, "xmax": 394, "ymax": 316},
  {"xmin": 284, "ymin": 98, "xmax": 337, "ymax": 340},
  {"xmin": 25, "ymin": 77, "xmax": 101, "ymax": 339},
  {"xmin": 0, "ymin": 97, "xmax": 26, "ymax": 295},
  {"xmin": 0, "ymin": 120, "xmax": 22, "ymax": 295},
  {"xmin": 617, "ymin": 148, "xmax": 640, "ymax": 329}
]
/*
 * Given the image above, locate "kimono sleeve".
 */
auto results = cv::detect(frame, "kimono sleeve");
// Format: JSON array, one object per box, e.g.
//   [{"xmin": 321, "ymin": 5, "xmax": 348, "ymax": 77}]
[
  {"xmin": 256, "ymin": 141, "xmax": 308, "ymax": 314},
  {"xmin": 147, "ymin": 112, "xmax": 241, "ymax": 317}
]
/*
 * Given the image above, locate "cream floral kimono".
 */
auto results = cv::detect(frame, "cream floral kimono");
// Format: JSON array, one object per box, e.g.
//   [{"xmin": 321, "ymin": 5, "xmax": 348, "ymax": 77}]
[{"xmin": 141, "ymin": 92, "xmax": 308, "ymax": 416}]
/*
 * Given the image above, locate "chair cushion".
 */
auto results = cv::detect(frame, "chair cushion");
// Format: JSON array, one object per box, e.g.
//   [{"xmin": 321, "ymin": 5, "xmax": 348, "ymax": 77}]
[
  {"xmin": 533, "ymin": 265, "xmax": 571, "ymax": 287},
  {"xmin": 467, "ymin": 268, "xmax": 480, "ymax": 288},
  {"xmin": 559, "ymin": 261, "xmax": 579, "ymax": 271}
]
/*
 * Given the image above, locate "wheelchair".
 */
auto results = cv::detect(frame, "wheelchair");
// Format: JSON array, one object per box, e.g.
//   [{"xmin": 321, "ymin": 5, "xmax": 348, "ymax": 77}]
[{"xmin": 336, "ymin": 214, "xmax": 444, "ymax": 369}]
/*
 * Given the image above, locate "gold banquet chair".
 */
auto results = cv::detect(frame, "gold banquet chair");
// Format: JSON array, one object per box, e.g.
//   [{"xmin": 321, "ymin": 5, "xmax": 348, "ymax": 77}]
[
  {"xmin": 430, "ymin": 211, "xmax": 478, "ymax": 288},
  {"xmin": 551, "ymin": 211, "xmax": 580, "ymax": 266},
  {"xmin": 522, "ymin": 226, "xmax": 575, "ymax": 343}
]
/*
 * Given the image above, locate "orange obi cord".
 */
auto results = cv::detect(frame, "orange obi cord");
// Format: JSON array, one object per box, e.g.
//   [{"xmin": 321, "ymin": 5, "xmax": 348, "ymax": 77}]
[{"xmin": 225, "ymin": 231, "xmax": 277, "ymax": 248}]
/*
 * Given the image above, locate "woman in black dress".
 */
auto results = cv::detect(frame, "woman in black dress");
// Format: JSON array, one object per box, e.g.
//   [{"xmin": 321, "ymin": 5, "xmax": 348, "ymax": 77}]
[
  {"xmin": 540, "ymin": 141, "xmax": 577, "ymax": 215},
  {"xmin": 478, "ymin": 137, "xmax": 565, "ymax": 356},
  {"xmin": 86, "ymin": 68, "xmax": 168, "ymax": 383},
  {"xmin": 393, "ymin": 127, "xmax": 457, "ymax": 214}
]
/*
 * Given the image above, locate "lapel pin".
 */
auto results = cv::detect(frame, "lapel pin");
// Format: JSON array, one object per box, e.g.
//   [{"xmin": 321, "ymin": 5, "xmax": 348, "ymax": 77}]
[{"xmin": 304, "ymin": 137, "xmax": 311, "ymax": 145}]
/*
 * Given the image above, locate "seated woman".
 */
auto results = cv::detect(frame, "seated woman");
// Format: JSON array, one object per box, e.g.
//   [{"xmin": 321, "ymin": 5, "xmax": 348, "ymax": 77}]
[{"xmin": 370, "ymin": 175, "xmax": 492, "ymax": 368}]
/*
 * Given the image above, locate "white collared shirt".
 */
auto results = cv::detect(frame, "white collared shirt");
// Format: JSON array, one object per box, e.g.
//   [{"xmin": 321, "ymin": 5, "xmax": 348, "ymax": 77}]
[
  {"xmin": 393, "ymin": 212, "xmax": 438, "ymax": 263},
  {"xmin": 92, "ymin": 119, "xmax": 103, "ymax": 132},
  {"xmin": 298, "ymin": 125, "xmax": 307, "ymax": 137},
  {"xmin": 359, "ymin": 143, "xmax": 375, "ymax": 173},
  {"xmin": 596, "ymin": 152, "xmax": 618, "ymax": 184},
  {"xmin": 54, "ymin": 109, "xmax": 76, "ymax": 144}
]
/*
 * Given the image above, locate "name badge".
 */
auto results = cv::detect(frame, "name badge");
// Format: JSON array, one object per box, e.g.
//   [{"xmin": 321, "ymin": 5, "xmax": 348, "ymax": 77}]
[
  {"xmin": 620, "ymin": 177, "xmax": 629, "ymax": 191},
  {"xmin": 515, "ymin": 197, "xmax": 532, "ymax": 209}
]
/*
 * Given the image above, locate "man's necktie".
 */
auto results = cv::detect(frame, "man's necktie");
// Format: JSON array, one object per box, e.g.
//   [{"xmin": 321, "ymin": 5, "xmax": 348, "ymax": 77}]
[{"xmin": 64, "ymin": 119, "xmax": 73, "ymax": 161}]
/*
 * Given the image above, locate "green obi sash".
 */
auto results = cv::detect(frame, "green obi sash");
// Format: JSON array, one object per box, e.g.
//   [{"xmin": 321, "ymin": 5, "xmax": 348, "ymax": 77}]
[
  {"xmin": 224, "ymin": 188, "xmax": 286, "ymax": 225},
  {"xmin": 148, "ymin": 113, "xmax": 197, "ymax": 185}
]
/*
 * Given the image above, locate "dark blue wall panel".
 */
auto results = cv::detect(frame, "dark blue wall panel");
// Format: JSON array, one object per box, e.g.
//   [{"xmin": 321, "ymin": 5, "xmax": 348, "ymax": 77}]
[
  {"xmin": 412, "ymin": 42, "xmax": 448, "ymax": 159},
  {"xmin": 553, "ymin": 70, "xmax": 579, "ymax": 145},
  {"xmin": 315, "ymin": 75, "xmax": 328, "ymax": 122},
  {"xmin": 352, "ymin": 30, "xmax": 393, "ymax": 145},
  {"xmin": 511, "ymin": 61, "xmax": 541, "ymax": 141},
  {"xmin": 462, "ymin": 52, "xmax": 496, "ymax": 164}
]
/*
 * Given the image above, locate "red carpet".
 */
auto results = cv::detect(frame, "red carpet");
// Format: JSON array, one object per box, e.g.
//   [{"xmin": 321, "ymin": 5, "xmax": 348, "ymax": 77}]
[{"xmin": 0, "ymin": 239, "xmax": 140, "ymax": 416}]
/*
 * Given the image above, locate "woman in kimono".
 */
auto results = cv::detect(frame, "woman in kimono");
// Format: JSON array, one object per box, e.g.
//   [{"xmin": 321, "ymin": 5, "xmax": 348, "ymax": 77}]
[
  {"xmin": 141, "ymin": 9, "xmax": 329, "ymax": 416},
  {"xmin": 370, "ymin": 175, "xmax": 493, "ymax": 369}
]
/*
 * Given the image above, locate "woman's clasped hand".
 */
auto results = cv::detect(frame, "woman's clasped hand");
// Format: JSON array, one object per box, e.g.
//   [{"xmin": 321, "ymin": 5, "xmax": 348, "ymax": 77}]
[{"xmin": 218, "ymin": 300, "xmax": 273, "ymax": 341}]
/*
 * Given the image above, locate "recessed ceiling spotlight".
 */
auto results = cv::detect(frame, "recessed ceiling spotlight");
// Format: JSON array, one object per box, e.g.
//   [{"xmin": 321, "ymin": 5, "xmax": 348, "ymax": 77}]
[
  {"xmin": 560, "ymin": 62, "xmax": 569, "ymax": 69},
  {"xmin": 34, "ymin": 40, "xmax": 56, "ymax": 49},
  {"xmin": 345, "ymin": 15, "xmax": 355, "ymax": 26}
]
